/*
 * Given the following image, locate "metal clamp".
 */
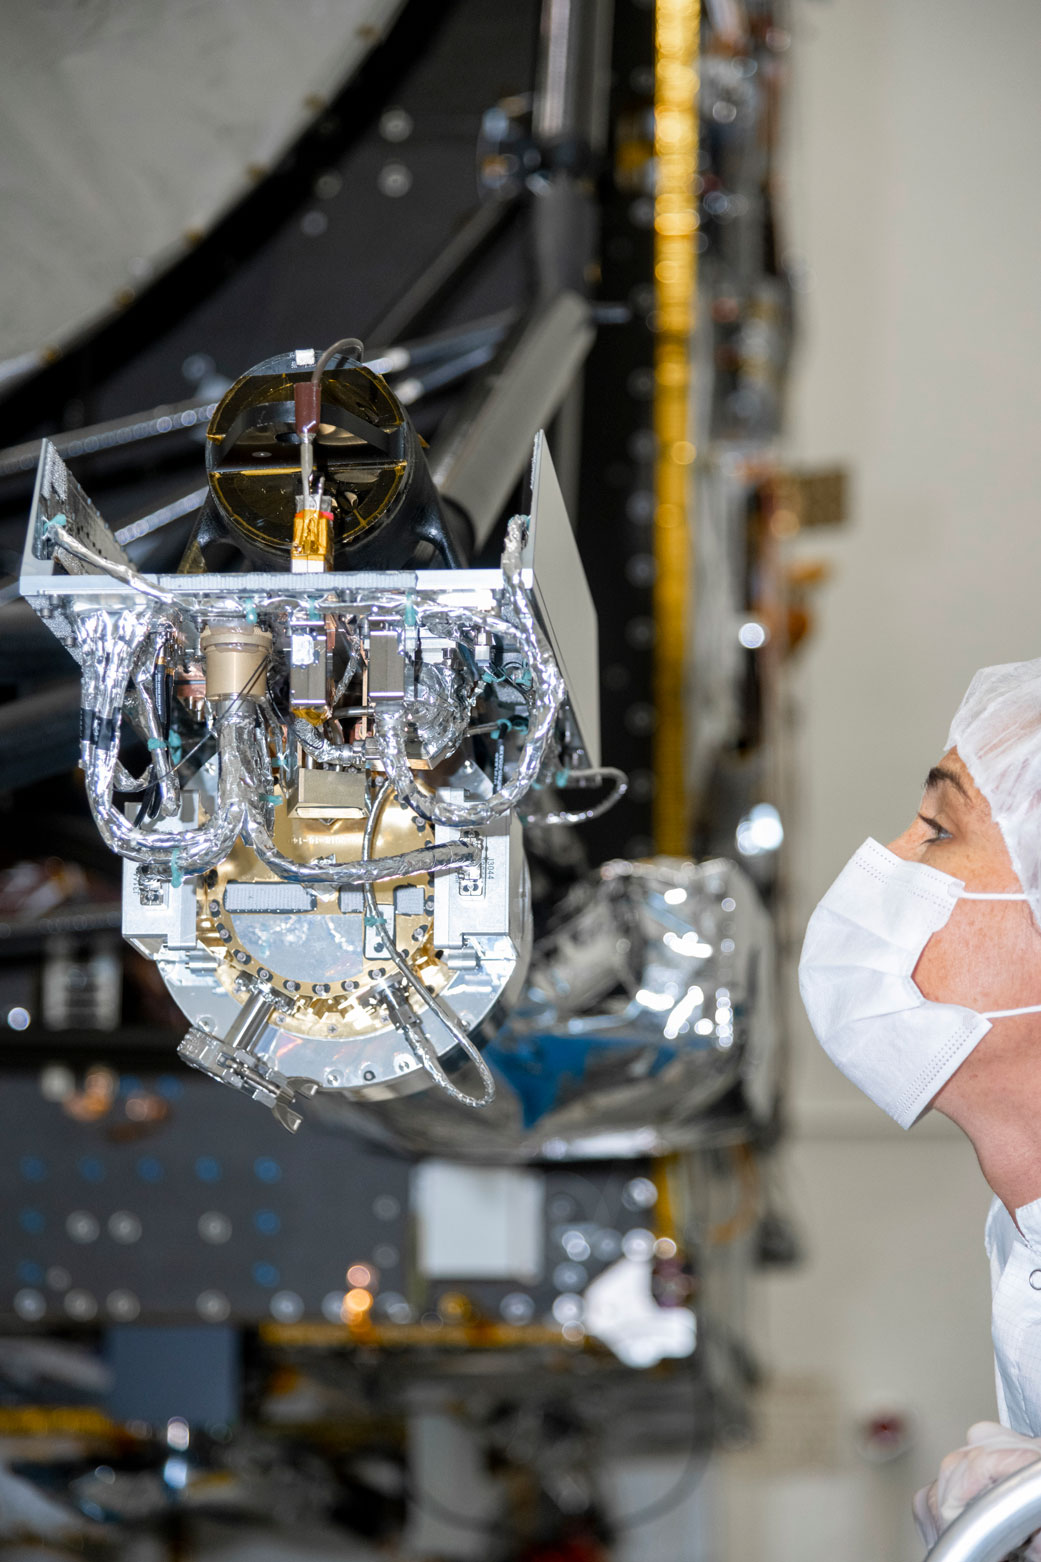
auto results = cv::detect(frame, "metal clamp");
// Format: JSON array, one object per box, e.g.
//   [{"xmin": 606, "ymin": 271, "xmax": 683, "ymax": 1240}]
[
  {"xmin": 177, "ymin": 992, "xmax": 316, "ymax": 1133},
  {"xmin": 924, "ymin": 1461, "xmax": 1041, "ymax": 1562}
]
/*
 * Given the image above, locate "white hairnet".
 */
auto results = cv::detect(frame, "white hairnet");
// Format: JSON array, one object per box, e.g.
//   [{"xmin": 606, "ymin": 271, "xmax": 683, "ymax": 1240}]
[{"xmin": 946, "ymin": 658, "xmax": 1041, "ymax": 925}]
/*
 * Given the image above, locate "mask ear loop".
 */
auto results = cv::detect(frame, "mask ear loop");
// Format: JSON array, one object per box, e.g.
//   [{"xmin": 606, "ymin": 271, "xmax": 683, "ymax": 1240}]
[
  {"xmin": 982, "ymin": 1003, "xmax": 1041, "ymax": 1018},
  {"xmin": 959, "ymin": 891, "xmax": 1031, "ymax": 900}
]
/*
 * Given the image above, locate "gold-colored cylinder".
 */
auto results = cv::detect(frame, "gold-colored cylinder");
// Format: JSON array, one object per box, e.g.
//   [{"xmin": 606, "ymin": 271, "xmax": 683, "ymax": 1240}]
[{"xmin": 201, "ymin": 623, "xmax": 271, "ymax": 701}]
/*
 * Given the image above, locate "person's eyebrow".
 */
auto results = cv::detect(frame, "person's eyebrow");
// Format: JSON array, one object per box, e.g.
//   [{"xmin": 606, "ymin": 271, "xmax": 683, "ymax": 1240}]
[{"xmin": 924, "ymin": 764, "xmax": 970, "ymax": 799}]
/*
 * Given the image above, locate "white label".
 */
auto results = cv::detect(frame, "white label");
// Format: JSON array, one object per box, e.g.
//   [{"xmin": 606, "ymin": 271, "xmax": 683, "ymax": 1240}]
[{"xmin": 412, "ymin": 1161, "xmax": 544, "ymax": 1281}]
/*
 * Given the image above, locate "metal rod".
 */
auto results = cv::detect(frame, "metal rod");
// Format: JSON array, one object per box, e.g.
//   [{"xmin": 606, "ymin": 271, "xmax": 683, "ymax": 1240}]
[
  {"xmin": 365, "ymin": 310, "xmax": 516, "ymax": 376},
  {"xmin": 367, "ymin": 195, "xmax": 522, "ymax": 347},
  {"xmin": 394, "ymin": 342, "xmax": 499, "ymax": 406},
  {"xmin": 0, "ymin": 313, "xmax": 522, "ymax": 489},
  {"xmin": 0, "ymin": 905, "xmax": 122, "ymax": 948},
  {"xmin": 115, "ymin": 487, "xmax": 209, "ymax": 546},
  {"xmin": 923, "ymin": 1461, "xmax": 1041, "ymax": 1562},
  {"xmin": 0, "ymin": 398, "xmax": 218, "ymax": 480}
]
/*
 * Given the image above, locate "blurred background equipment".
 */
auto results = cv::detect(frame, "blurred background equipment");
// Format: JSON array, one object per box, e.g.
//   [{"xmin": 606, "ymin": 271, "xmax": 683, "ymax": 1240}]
[{"xmin": 0, "ymin": 1, "xmax": 818, "ymax": 1559}]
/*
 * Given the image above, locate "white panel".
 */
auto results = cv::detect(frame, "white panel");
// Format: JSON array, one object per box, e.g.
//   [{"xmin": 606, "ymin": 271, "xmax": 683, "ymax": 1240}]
[
  {"xmin": 412, "ymin": 1160, "xmax": 544, "ymax": 1281},
  {"xmin": 0, "ymin": 0, "xmax": 406, "ymax": 384},
  {"xmin": 524, "ymin": 430, "xmax": 601, "ymax": 767}
]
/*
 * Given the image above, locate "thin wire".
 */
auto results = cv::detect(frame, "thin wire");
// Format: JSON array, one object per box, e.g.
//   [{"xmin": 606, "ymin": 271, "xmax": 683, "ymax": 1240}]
[
  {"xmin": 362, "ymin": 779, "xmax": 495, "ymax": 1108},
  {"xmin": 311, "ymin": 337, "xmax": 364, "ymax": 384},
  {"xmin": 524, "ymin": 767, "xmax": 629, "ymax": 826}
]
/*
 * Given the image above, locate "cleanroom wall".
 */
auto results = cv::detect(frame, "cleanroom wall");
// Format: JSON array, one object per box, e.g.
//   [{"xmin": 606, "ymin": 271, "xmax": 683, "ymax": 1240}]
[{"xmin": 723, "ymin": 1, "xmax": 1041, "ymax": 1559}]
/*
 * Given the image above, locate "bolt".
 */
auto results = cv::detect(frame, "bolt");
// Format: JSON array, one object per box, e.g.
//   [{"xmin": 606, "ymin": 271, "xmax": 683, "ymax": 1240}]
[
  {"xmin": 424, "ymin": 896, "xmax": 434, "ymax": 914},
  {"xmin": 325, "ymin": 1070, "xmax": 342, "ymax": 1087},
  {"xmin": 363, "ymin": 1069, "xmax": 376, "ymax": 1082},
  {"xmin": 208, "ymin": 900, "xmax": 221, "ymax": 916}
]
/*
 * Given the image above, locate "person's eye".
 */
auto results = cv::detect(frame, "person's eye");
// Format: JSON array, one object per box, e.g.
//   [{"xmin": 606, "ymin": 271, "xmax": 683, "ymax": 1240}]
[{"xmin": 917, "ymin": 812, "xmax": 952, "ymax": 842}]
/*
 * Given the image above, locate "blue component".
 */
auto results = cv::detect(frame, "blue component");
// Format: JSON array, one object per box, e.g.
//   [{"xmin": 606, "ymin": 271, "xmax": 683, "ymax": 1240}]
[
  {"xmin": 253, "ymin": 1210, "xmax": 280, "ymax": 1236},
  {"xmin": 78, "ymin": 1156, "xmax": 105, "ymax": 1184},
  {"xmin": 18, "ymin": 1208, "xmax": 44, "ymax": 1234},
  {"xmin": 484, "ymin": 1034, "xmax": 678, "ymax": 1130},
  {"xmin": 195, "ymin": 1156, "xmax": 222, "ymax": 1184},
  {"xmin": 120, "ymin": 1076, "xmax": 143, "ymax": 1097},
  {"xmin": 19, "ymin": 1155, "xmax": 46, "ymax": 1182},
  {"xmin": 17, "ymin": 1260, "xmax": 43, "ymax": 1284},
  {"xmin": 253, "ymin": 1157, "xmax": 282, "ymax": 1184},
  {"xmin": 157, "ymin": 1075, "xmax": 184, "ymax": 1101},
  {"xmin": 252, "ymin": 1261, "xmax": 279, "ymax": 1288},
  {"xmin": 136, "ymin": 1156, "xmax": 163, "ymax": 1183}
]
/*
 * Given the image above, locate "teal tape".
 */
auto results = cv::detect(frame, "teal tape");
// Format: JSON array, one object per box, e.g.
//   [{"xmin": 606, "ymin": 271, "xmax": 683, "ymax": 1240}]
[
  {"xmin": 170, "ymin": 849, "xmax": 183, "ymax": 889},
  {"xmin": 168, "ymin": 731, "xmax": 183, "ymax": 765},
  {"xmin": 147, "ymin": 737, "xmax": 167, "ymax": 751},
  {"xmin": 265, "ymin": 794, "xmax": 282, "ymax": 806},
  {"xmin": 404, "ymin": 590, "xmax": 417, "ymax": 628}
]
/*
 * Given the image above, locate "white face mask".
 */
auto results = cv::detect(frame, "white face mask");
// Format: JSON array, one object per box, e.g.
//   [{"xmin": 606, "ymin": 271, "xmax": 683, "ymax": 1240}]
[{"xmin": 799, "ymin": 837, "xmax": 1041, "ymax": 1128}]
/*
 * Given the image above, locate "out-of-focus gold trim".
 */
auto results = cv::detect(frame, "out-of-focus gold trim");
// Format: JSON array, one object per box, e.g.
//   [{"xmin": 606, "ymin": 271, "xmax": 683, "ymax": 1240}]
[
  {"xmin": 260, "ymin": 1321, "xmax": 595, "ymax": 1350},
  {"xmin": 652, "ymin": 0, "xmax": 700, "ymax": 853},
  {"xmin": 0, "ymin": 1406, "xmax": 125, "ymax": 1438}
]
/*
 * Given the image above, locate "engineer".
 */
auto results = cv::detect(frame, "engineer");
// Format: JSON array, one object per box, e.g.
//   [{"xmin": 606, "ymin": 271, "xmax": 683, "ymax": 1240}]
[{"xmin": 799, "ymin": 657, "xmax": 1041, "ymax": 1554}]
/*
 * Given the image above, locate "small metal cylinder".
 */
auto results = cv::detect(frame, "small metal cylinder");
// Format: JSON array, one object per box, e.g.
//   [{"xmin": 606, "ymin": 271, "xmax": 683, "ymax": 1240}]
[{"xmin": 201, "ymin": 623, "xmax": 271, "ymax": 701}]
